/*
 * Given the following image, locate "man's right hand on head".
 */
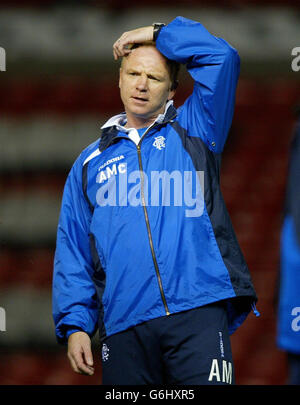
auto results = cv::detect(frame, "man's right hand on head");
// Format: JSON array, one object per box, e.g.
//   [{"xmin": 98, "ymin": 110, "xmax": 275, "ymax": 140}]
[
  {"xmin": 67, "ymin": 331, "xmax": 94, "ymax": 376},
  {"xmin": 113, "ymin": 26, "xmax": 154, "ymax": 60}
]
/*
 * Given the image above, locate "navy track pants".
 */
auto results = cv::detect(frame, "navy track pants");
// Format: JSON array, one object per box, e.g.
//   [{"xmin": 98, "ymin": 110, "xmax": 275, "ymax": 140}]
[{"xmin": 101, "ymin": 301, "xmax": 235, "ymax": 385}]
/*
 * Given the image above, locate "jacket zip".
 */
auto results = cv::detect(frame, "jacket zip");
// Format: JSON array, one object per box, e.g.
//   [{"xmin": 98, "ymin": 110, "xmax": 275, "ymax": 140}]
[
  {"xmin": 100, "ymin": 115, "xmax": 176, "ymax": 316},
  {"xmin": 137, "ymin": 124, "xmax": 171, "ymax": 316}
]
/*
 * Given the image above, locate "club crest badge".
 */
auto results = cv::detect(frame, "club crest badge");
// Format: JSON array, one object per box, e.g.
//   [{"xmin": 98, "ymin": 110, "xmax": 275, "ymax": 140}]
[
  {"xmin": 153, "ymin": 136, "xmax": 166, "ymax": 150},
  {"xmin": 102, "ymin": 343, "xmax": 110, "ymax": 362}
]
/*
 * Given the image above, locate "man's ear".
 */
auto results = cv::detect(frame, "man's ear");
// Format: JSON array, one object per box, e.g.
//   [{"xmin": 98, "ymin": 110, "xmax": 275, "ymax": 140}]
[
  {"xmin": 168, "ymin": 88, "xmax": 176, "ymax": 101},
  {"xmin": 167, "ymin": 79, "xmax": 178, "ymax": 100}
]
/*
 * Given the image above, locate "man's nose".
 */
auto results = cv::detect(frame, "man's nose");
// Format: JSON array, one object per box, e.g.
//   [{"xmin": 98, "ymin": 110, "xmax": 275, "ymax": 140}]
[{"xmin": 136, "ymin": 74, "xmax": 148, "ymax": 91}]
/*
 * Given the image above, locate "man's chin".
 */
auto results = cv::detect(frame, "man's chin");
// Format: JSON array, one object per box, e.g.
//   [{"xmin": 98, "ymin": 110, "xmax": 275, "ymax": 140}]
[
  {"xmin": 130, "ymin": 102, "xmax": 150, "ymax": 113},
  {"xmin": 130, "ymin": 108, "xmax": 154, "ymax": 120},
  {"xmin": 130, "ymin": 106, "xmax": 164, "ymax": 120},
  {"xmin": 124, "ymin": 103, "xmax": 166, "ymax": 124}
]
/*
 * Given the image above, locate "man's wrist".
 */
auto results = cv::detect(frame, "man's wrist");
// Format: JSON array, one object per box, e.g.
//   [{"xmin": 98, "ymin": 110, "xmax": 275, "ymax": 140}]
[
  {"xmin": 152, "ymin": 23, "xmax": 165, "ymax": 41},
  {"xmin": 66, "ymin": 328, "xmax": 83, "ymax": 339}
]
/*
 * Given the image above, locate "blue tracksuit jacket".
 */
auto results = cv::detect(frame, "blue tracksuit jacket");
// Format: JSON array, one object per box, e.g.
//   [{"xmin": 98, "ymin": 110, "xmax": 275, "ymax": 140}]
[{"xmin": 52, "ymin": 17, "xmax": 258, "ymax": 344}]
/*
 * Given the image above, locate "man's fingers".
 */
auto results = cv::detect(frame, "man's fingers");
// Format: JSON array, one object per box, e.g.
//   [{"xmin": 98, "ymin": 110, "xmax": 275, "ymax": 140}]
[
  {"xmin": 82, "ymin": 344, "xmax": 94, "ymax": 367},
  {"xmin": 67, "ymin": 331, "xmax": 94, "ymax": 376},
  {"xmin": 113, "ymin": 26, "xmax": 153, "ymax": 60},
  {"xmin": 70, "ymin": 350, "xmax": 94, "ymax": 375},
  {"xmin": 68, "ymin": 350, "xmax": 81, "ymax": 373},
  {"xmin": 113, "ymin": 42, "xmax": 122, "ymax": 59},
  {"xmin": 113, "ymin": 39, "xmax": 130, "ymax": 59},
  {"xmin": 68, "ymin": 353, "xmax": 81, "ymax": 374},
  {"xmin": 77, "ymin": 347, "xmax": 94, "ymax": 375}
]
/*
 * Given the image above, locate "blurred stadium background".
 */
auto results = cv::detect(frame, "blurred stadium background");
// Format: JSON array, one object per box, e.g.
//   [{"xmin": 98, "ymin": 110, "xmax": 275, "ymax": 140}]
[{"xmin": 0, "ymin": 0, "xmax": 300, "ymax": 385}]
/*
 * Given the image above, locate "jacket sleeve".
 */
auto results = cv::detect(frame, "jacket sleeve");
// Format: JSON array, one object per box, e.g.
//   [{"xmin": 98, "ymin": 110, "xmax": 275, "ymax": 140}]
[
  {"xmin": 52, "ymin": 157, "xmax": 99, "ymax": 345},
  {"xmin": 156, "ymin": 16, "xmax": 240, "ymax": 153}
]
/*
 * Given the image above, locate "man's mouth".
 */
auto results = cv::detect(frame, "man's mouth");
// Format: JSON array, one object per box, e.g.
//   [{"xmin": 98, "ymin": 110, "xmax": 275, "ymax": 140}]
[{"xmin": 132, "ymin": 96, "xmax": 148, "ymax": 103}]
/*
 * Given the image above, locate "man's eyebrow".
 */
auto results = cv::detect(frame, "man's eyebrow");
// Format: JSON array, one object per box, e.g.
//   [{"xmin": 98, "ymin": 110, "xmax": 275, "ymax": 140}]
[
  {"xmin": 126, "ymin": 67, "xmax": 164, "ymax": 79},
  {"xmin": 126, "ymin": 67, "xmax": 140, "ymax": 73}
]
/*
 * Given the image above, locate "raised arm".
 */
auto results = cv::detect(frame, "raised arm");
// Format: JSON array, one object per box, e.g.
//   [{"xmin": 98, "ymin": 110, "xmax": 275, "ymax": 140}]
[
  {"xmin": 113, "ymin": 17, "xmax": 240, "ymax": 153},
  {"xmin": 156, "ymin": 17, "xmax": 240, "ymax": 153}
]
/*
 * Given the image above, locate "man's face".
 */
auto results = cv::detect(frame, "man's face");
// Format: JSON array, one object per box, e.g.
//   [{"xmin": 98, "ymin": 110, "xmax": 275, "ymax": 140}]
[{"xmin": 119, "ymin": 45, "xmax": 175, "ymax": 125}]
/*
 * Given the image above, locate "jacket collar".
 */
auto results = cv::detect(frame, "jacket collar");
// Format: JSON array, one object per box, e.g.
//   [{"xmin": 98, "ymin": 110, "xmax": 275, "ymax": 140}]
[
  {"xmin": 98, "ymin": 101, "xmax": 177, "ymax": 151},
  {"xmin": 101, "ymin": 100, "xmax": 177, "ymax": 133}
]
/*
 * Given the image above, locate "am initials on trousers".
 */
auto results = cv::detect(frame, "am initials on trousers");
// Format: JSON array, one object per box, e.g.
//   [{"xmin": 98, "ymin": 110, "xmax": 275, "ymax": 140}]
[{"xmin": 208, "ymin": 359, "xmax": 232, "ymax": 384}]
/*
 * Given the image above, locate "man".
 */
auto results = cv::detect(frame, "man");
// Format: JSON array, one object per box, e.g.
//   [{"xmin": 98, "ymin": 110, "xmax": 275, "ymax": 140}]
[{"xmin": 52, "ymin": 17, "xmax": 258, "ymax": 385}]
